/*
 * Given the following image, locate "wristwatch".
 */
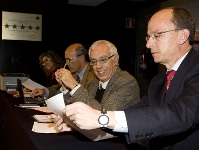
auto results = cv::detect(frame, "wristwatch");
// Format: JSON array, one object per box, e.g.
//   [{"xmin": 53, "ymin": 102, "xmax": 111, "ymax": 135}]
[{"xmin": 98, "ymin": 108, "xmax": 109, "ymax": 129}]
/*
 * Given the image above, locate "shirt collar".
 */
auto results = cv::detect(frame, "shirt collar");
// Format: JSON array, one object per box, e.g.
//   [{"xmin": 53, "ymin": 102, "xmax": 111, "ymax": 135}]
[
  {"xmin": 99, "ymin": 79, "xmax": 110, "ymax": 89},
  {"xmin": 168, "ymin": 51, "xmax": 189, "ymax": 72}
]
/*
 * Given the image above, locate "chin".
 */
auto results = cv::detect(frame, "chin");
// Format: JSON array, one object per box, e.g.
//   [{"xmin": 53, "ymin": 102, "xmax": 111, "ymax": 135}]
[
  {"xmin": 69, "ymin": 68, "xmax": 74, "ymax": 73},
  {"xmin": 70, "ymin": 71, "xmax": 75, "ymax": 73},
  {"xmin": 97, "ymin": 76, "xmax": 104, "ymax": 81},
  {"xmin": 153, "ymin": 58, "xmax": 160, "ymax": 63},
  {"xmin": 98, "ymin": 77, "xmax": 107, "ymax": 82}
]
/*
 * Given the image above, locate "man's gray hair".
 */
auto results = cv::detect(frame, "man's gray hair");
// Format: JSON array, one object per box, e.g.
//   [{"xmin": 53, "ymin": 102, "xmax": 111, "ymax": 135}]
[{"xmin": 88, "ymin": 40, "xmax": 118, "ymax": 58}]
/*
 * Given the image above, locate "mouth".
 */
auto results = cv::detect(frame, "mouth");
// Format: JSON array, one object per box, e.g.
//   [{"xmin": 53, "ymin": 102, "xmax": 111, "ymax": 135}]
[
  {"xmin": 151, "ymin": 52, "xmax": 158, "ymax": 55},
  {"xmin": 97, "ymin": 70, "xmax": 106, "ymax": 75}
]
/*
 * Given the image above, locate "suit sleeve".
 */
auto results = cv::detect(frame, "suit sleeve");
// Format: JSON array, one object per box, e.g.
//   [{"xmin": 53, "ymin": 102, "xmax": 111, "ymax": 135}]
[
  {"xmin": 124, "ymin": 72, "xmax": 199, "ymax": 144},
  {"xmin": 47, "ymin": 84, "xmax": 61, "ymax": 98}
]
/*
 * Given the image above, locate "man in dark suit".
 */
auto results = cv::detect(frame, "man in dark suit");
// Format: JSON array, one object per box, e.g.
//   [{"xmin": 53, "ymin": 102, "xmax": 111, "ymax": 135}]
[
  {"xmin": 53, "ymin": 40, "xmax": 140, "ymax": 131},
  {"xmin": 31, "ymin": 43, "xmax": 95, "ymax": 99},
  {"xmin": 62, "ymin": 7, "xmax": 199, "ymax": 150}
]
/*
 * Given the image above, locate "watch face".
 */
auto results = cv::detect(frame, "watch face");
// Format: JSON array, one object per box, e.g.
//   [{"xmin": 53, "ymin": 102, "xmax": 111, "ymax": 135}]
[{"xmin": 99, "ymin": 115, "xmax": 109, "ymax": 125}]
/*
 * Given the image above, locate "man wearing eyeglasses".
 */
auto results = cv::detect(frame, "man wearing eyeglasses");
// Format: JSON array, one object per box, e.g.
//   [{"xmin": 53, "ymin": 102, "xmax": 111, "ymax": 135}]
[
  {"xmin": 31, "ymin": 43, "xmax": 95, "ymax": 99},
  {"xmin": 53, "ymin": 40, "xmax": 140, "ymax": 131},
  {"xmin": 60, "ymin": 7, "xmax": 199, "ymax": 150}
]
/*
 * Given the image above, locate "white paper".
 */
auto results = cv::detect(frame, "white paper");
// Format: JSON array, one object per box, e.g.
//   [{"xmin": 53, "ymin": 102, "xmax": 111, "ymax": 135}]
[
  {"xmin": 33, "ymin": 115, "xmax": 54, "ymax": 123},
  {"xmin": 18, "ymin": 104, "xmax": 40, "ymax": 108},
  {"xmin": 32, "ymin": 122, "xmax": 59, "ymax": 133},
  {"xmin": 24, "ymin": 92, "xmax": 31, "ymax": 97},
  {"xmin": 30, "ymin": 106, "xmax": 53, "ymax": 113},
  {"xmin": 45, "ymin": 93, "xmax": 65, "ymax": 116},
  {"xmin": 63, "ymin": 115, "xmax": 116, "ymax": 141},
  {"xmin": 45, "ymin": 93, "xmax": 116, "ymax": 141},
  {"xmin": 22, "ymin": 79, "xmax": 45, "ymax": 90}
]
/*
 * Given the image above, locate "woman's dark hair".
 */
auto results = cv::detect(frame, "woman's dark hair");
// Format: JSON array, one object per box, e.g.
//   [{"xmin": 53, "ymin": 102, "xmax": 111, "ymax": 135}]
[{"xmin": 39, "ymin": 50, "xmax": 65, "ymax": 76}]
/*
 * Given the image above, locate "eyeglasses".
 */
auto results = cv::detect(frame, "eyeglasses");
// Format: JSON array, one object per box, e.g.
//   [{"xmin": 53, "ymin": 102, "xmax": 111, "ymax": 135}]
[
  {"xmin": 65, "ymin": 56, "xmax": 78, "ymax": 63},
  {"xmin": 146, "ymin": 29, "xmax": 182, "ymax": 41},
  {"xmin": 90, "ymin": 55, "xmax": 115, "ymax": 66},
  {"xmin": 42, "ymin": 58, "xmax": 51, "ymax": 65}
]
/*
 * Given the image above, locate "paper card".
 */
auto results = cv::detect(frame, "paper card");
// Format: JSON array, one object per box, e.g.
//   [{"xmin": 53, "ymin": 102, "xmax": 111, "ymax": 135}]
[
  {"xmin": 33, "ymin": 115, "xmax": 54, "ymax": 123},
  {"xmin": 30, "ymin": 106, "xmax": 53, "ymax": 113},
  {"xmin": 32, "ymin": 122, "xmax": 59, "ymax": 133}
]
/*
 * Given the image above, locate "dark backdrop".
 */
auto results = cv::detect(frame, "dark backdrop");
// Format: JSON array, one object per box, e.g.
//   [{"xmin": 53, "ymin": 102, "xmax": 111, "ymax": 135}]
[{"xmin": 0, "ymin": 0, "xmax": 150, "ymax": 85}]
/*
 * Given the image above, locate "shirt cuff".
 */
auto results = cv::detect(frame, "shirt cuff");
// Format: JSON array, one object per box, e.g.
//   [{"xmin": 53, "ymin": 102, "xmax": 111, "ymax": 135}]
[
  {"xmin": 70, "ymin": 84, "xmax": 81, "ymax": 96},
  {"xmin": 113, "ymin": 111, "xmax": 128, "ymax": 133},
  {"xmin": 60, "ymin": 87, "xmax": 69, "ymax": 94},
  {"xmin": 43, "ymin": 87, "xmax": 49, "ymax": 98}
]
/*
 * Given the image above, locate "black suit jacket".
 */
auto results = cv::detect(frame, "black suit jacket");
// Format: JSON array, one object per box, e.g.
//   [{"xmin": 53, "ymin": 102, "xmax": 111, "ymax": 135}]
[{"xmin": 124, "ymin": 49, "xmax": 199, "ymax": 150}]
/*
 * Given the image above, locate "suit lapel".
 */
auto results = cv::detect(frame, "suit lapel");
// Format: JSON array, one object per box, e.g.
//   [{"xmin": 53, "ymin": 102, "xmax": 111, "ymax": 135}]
[
  {"xmin": 80, "ymin": 64, "xmax": 89, "ymax": 86},
  {"xmin": 164, "ymin": 67, "xmax": 185, "ymax": 103},
  {"xmin": 164, "ymin": 49, "xmax": 195, "ymax": 103},
  {"xmin": 91, "ymin": 78, "xmax": 100, "ymax": 98},
  {"xmin": 154, "ymin": 72, "xmax": 167, "ymax": 105},
  {"xmin": 101, "ymin": 67, "xmax": 121, "ymax": 102},
  {"xmin": 80, "ymin": 64, "xmax": 95, "ymax": 87},
  {"xmin": 152, "ymin": 71, "xmax": 166, "ymax": 105}
]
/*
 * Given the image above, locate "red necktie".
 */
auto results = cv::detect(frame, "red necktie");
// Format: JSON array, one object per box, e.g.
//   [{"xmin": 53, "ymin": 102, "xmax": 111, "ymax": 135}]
[{"xmin": 166, "ymin": 70, "xmax": 176, "ymax": 94}]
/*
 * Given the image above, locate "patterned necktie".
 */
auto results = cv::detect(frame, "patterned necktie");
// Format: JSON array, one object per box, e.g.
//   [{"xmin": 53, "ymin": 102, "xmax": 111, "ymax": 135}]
[
  {"xmin": 76, "ymin": 75, "xmax": 81, "ymax": 83},
  {"xmin": 166, "ymin": 70, "xmax": 176, "ymax": 94}
]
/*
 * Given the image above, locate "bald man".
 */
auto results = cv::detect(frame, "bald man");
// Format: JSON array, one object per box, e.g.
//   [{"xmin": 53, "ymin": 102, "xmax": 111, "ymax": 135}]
[{"xmin": 31, "ymin": 43, "xmax": 95, "ymax": 101}]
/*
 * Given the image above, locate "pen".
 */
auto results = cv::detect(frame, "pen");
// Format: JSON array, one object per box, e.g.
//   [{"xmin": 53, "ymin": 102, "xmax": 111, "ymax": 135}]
[{"xmin": 63, "ymin": 63, "xmax": 66, "ymax": 68}]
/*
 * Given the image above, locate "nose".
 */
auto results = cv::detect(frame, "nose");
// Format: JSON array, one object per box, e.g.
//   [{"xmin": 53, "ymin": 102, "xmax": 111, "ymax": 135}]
[
  {"xmin": 43, "ymin": 62, "xmax": 48, "ymax": 66},
  {"xmin": 146, "ymin": 37, "xmax": 154, "ymax": 49},
  {"xmin": 95, "ymin": 60, "xmax": 103, "ymax": 68}
]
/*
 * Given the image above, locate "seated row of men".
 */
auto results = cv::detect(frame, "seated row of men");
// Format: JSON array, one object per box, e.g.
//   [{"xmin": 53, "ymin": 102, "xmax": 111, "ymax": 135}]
[{"xmin": 30, "ymin": 7, "xmax": 199, "ymax": 150}]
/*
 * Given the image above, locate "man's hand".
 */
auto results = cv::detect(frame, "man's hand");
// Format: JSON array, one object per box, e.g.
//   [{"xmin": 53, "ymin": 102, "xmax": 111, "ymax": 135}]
[
  {"xmin": 49, "ymin": 114, "xmax": 73, "ymax": 132},
  {"xmin": 54, "ymin": 72, "xmax": 68, "ymax": 91},
  {"xmin": 23, "ymin": 87, "xmax": 31, "ymax": 92},
  {"xmin": 63, "ymin": 102, "xmax": 101, "ymax": 130},
  {"xmin": 55, "ymin": 68, "xmax": 78, "ymax": 90},
  {"xmin": 54, "ymin": 73, "xmax": 62, "ymax": 84},
  {"xmin": 30, "ymin": 88, "xmax": 45, "ymax": 97}
]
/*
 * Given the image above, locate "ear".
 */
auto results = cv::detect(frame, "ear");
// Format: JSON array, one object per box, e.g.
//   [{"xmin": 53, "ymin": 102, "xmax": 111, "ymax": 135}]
[
  {"xmin": 78, "ymin": 55, "xmax": 84, "ymax": 62},
  {"xmin": 179, "ymin": 29, "xmax": 190, "ymax": 45},
  {"xmin": 114, "ymin": 54, "xmax": 119, "ymax": 65}
]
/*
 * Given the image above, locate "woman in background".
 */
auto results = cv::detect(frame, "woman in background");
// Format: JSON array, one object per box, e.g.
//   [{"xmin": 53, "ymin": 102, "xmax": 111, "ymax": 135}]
[{"xmin": 39, "ymin": 50, "xmax": 65, "ymax": 87}]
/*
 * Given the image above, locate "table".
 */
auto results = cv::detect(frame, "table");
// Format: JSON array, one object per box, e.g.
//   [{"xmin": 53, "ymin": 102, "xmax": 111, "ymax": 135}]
[{"xmin": 0, "ymin": 90, "xmax": 147, "ymax": 150}]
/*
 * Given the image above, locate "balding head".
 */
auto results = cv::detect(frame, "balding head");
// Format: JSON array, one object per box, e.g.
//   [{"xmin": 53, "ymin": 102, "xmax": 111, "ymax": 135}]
[
  {"xmin": 65, "ymin": 43, "xmax": 84, "ymax": 54},
  {"xmin": 64, "ymin": 43, "xmax": 89, "ymax": 73}
]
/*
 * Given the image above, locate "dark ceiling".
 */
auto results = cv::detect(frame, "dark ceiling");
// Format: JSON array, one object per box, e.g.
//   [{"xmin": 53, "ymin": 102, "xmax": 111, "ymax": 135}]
[{"xmin": 68, "ymin": 0, "xmax": 168, "ymax": 7}]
